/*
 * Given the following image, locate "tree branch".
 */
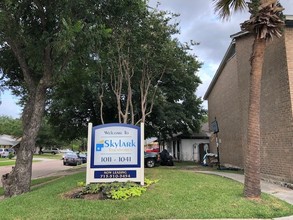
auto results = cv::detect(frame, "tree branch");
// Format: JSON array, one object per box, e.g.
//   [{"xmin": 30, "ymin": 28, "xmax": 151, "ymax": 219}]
[
  {"xmin": 42, "ymin": 45, "xmax": 53, "ymax": 87},
  {"xmin": 7, "ymin": 39, "xmax": 35, "ymax": 89},
  {"xmin": 32, "ymin": 0, "xmax": 47, "ymax": 29}
]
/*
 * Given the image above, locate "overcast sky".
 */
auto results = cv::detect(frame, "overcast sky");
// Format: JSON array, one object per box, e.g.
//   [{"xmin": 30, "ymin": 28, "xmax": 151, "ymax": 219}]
[
  {"xmin": 1, "ymin": 0, "xmax": 293, "ymax": 118},
  {"xmin": 148, "ymin": 0, "xmax": 293, "ymax": 107}
]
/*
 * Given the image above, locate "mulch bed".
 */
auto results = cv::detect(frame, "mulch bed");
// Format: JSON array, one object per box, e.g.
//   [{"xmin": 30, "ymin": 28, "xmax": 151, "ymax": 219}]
[{"xmin": 61, "ymin": 187, "xmax": 105, "ymax": 200}]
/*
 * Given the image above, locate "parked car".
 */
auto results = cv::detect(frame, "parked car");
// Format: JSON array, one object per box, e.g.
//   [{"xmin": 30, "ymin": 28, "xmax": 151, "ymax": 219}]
[
  {"xmin": 78, "ymin": 152, "xmax": 87, "ymax": 163},
  {"xmin": 40, "ymin": 147, "xmax": 60, "ymax": 155},
  {"xmin": 145, "ymin": 147, "xmax": 160, "ymax": 153},
  {"xmin": 63, "ymin": 152, "xmax": 82, "ymax": 166},
  {"xmin": 144, "ymin": 152, "xmax": 160, "ymax": 168},
  {"xmin": 0, "ymin": 148, "xmax": 9, "ymax": 158},
  {"xmin": 59, "ymin": 149, "xmax": 73, "ymax": 154}
]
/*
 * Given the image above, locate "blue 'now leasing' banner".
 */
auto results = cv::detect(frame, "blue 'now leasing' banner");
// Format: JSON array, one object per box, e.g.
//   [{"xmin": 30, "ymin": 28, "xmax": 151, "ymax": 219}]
[{"xmin": 94, "ymin": 170, "xmax": 137, "ymax": 179}]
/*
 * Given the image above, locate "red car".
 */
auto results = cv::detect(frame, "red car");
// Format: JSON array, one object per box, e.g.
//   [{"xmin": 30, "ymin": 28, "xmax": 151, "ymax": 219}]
[{"xmin": 145, "ymin": 148, "xmax": 160, "ymax": 153}]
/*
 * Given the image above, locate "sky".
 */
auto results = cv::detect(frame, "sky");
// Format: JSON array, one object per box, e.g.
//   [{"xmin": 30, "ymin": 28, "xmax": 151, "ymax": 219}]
[{"xmin": 1, "ymin": 0, "xmax": 293, "ymax": 119}]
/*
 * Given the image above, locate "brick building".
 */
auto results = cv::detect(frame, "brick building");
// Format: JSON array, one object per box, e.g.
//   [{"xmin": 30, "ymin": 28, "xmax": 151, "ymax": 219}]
[{"xmin": 204, "ymin": 15, "xmax": 293, "ymax": 183}]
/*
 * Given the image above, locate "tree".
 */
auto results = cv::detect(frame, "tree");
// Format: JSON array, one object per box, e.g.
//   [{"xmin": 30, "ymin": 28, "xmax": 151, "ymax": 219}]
[
  {"xmin": 0, "ymin": 116, "xmax": 64, "ymax": 149},
  {"xmin": 47, "ymin": 3, "xmax": 204, "ymax": 140},
  {"xmin": 36, "ymin": 117, "xmax": 66, "ymax": 149},
  {"xmin": 95, "ymin": 1, "xmax": 183, "ymax": 125},
  {"xmin": 0, "ymin": 1, "xmax": 105, "ymax": 197},
  {"xmin": 145, "ymin": 39, "xmax": 204, "ymax": 139},
  {"xmin": 0, "ymin": 116, "xmax": 22, "ymax": 137},
  {"xmin": 213, "ymin": 0, "xmax": 284, "ymax": 198}
]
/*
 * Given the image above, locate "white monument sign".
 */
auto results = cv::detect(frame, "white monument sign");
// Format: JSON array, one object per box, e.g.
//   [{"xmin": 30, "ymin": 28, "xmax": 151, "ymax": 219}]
[{"xmin": 86, "ymin": 123, "xmax": 144, "ymax": 185}]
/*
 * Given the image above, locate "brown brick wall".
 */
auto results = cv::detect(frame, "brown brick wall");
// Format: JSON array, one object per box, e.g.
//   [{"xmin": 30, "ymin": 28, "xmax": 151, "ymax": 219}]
[
  {"xmin": 208, "ymin": 54, "xmax": 243, "ymax": 167},
  {"xmin": 207, "ymin": 27, "xmax": 293, "ymax": 183},
  {"xmin": 259, "ymin": 28, "xmax": 293, "ymax": 183},
  {"xmin": 284, "ymin": 28, "xmax": 293, "ymax": 182},
  {"xmin": 285, "ymin": 28, "xmax": 293, "ymax": 114},
  {"xmin": 235, "ymin": 35, "xmax": 254, "ymax": 165}
]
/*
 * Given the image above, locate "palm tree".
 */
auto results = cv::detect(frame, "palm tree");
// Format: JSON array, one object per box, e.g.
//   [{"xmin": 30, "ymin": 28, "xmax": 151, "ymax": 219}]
[{"xmin": 213, "ymin": 0, "xmax": 284, "ymax": 199}]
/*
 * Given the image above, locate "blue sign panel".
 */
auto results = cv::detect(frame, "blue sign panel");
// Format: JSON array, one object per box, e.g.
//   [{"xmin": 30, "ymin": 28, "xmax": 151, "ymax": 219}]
[
  {"xmin": 91, "ymin": 123, "xmax": 141, "ymax": 168},
  {"xmin": 94, "ymin": 170, "xmax": 137, "ymax": 179}
]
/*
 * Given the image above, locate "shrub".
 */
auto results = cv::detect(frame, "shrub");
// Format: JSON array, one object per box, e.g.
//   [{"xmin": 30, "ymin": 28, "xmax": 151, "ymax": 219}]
[
  {"xmin": 77, "ymin": 178, "xmax": 158, "ymax": 200},
  {"xmin": 8, "ymin": 152, "xmax": 14, "ymax": 159},
  {"xmin": 77, "ymin": 181, "xmax": 86, "ymax": 187}
]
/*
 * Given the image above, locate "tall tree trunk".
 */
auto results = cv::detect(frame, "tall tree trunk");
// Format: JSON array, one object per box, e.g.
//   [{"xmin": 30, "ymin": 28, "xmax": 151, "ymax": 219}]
[
  {"xmin": 1, "ymin": 86, "xmax": 46, "ymax": 197},
  {"xmin": 244, "ymin": 38, "xmax": 266, "ymax": 198}
]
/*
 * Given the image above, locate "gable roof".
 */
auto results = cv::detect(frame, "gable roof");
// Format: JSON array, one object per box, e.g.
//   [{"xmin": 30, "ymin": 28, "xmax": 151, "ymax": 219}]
[
  {"xmin": 177, "ymin": 122, "xmax": 212, "ymax": 139},
  {"xmin": 0, "ymin": 134, "xmax": 20, "ymax": 147},
  {"xmin": 203, "ymin": 41, "xmax": 236, "ymax": 100},
  {"xmin": 160, "ymin": 123, "xmax": 211, "ymax": 141}
]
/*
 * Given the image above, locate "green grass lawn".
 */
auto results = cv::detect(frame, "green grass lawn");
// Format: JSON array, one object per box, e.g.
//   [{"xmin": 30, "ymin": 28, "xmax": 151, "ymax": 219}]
[
  {"xmin": 33, "ymin": 153, "xmax": 63, "ymax": 160},
  {"xmin": 0, "ymin": 167, "xmax": 292, "ymax": 220},
  {"xmin": 0, "ymin": 154, "xmax": 66, "ymax": 166},
  {"xmin": 0, "ymin": 159, "xmax": 16, "ymax": 167},
  {"xmin": 0, "ymin": 153, "xmax": 62, "ymax": 166},
  {"xmin": 173, "ymin": 161, "xmax": 244, "ymax": 173},
  {"xmin": 0, "ymin": 158, "xmax": 42, "ymax": 167},
  {"xmin": 0, "ymin": 176, "xmax": 62, "ymax": 196}
]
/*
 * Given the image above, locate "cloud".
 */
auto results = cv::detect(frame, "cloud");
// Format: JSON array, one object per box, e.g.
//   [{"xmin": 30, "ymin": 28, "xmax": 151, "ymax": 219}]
[{"xmin": 0, "ymin": 91, "xmax": 21, "ymax": 119}]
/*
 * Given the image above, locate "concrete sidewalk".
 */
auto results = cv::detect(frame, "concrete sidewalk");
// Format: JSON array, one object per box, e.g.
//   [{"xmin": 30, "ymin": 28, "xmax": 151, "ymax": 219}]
[{"xmin": 197, "ymin": 171, "xmax": 293, "ymax": 220}]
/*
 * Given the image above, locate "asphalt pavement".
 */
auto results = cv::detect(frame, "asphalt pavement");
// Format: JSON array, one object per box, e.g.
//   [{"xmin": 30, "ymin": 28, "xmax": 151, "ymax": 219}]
[{"xmin": 0, "ymin": 158, "xmax": 79, "ymax": 187}]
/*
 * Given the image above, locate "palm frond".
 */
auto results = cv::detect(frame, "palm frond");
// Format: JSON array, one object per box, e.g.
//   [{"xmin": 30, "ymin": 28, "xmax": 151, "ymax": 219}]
[
  {"xmin": 213, "ymin": 0, "xmax": 247, "ymax": 20},
  {"xmin": 241, "ymin": 0, "xmax": 284, "ymax": 40}
]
